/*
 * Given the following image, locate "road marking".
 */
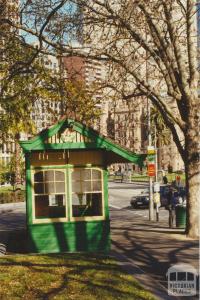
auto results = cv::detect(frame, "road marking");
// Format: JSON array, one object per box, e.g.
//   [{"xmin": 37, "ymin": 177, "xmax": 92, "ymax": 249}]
[{"xmin": 109, "ymin": 205, "xmax": 121, "ymax": 209}]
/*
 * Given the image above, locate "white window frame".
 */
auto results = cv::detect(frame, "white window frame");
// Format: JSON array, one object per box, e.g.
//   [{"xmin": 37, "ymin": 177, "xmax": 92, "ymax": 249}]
[
  {"xmin": 32, "ymin": 168, "xmax": 68, "ymax": 224},
  {"xmin": 69, "ymin": 167, "xmax": 105, "ymax": 222}
]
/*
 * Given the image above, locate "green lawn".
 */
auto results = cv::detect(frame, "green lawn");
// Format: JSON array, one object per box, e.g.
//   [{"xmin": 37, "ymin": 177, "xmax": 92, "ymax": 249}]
[
  {"xmin": 166, "ymin": 173, "xmax": 185, "ymax": 183},
  {"xmin": 109, "ymin": 172, "xmax": 185, "ymax": 184},
  {"xmin": 0, "ymin": 253, "xmax": 155, "ymax": 300},
  {"xmin": 0, "ymin": 186, "xmax": 14, "ymax": 193},
  {"xmin": 0, "ymin": 185, "xmax": 25, "ymax": 193},
  {"xmin": 0, "ymin": 186, "xmax": 25, "ymax": 204}
]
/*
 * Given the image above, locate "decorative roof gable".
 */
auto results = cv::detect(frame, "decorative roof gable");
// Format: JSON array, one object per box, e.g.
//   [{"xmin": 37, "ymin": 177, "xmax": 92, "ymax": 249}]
[{"xmin": 20, "ymin": 118, "xmax": 146, "ymax": 166}]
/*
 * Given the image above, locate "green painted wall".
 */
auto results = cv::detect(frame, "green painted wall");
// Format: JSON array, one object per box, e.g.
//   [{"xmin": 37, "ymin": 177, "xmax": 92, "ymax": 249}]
[{"xmin": 27, "ymin": 221, "xmax": 110, "ymax": 253}]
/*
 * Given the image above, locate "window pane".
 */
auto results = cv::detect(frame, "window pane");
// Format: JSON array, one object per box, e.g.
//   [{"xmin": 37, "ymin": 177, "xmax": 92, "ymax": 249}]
[
  {"xmin": 72, "ymin": 170, "xmax": 81, "ymax": 181},
  {"xmin": 49, "ymin": 201, "xmax": 66, "ymax": 218},
  {"xmin": 55, "ymin": 182, "xmax": 65, "ymax": 193},
  {"xmin": 49, "ymin": 195, "xmax": 58, "ymax": 206},
  {"xmin": 72, "ymin": 193, "xmax": 102, "ymax": 217},
  {"xmin": 82, "ymin": 169, "xmax": 91, "ymax": 180},
  {"xmin": 45, "ymin": 182, "xmax": 55, "ymax": 194},
  {"xmin": 72, "ymin": 193, "xmax": 86, "ymax": 205},
  {"xmin": 34, "ymin": 183, "xmax": 44, "ymax": 194},
  {"xmin": 34, "ymin": 171, "xmax": 43, "ymax": 182},
  {"xmin": 90, "ymin": 193, "xmax": 103, "ymax": 216},
  {"xmin": 49, "ymin": 194, "xmax": 65, "ymax": 206},
  {"xmin": 56, "ymin": 194, "xmax": 66, "ymax": 206},
  {"xmin": 35, "ymin": 195, "xmax": 66, "ymax": 219},
  {"xmin": 44, "ymin": 170, "xmax": 54, "ymax": 181},
  {"xmin": 72, "ymin": 193, "xmax": 87, "ymax": 217},
  {"xmin": 92, "ymin": 170, "xmax": 101, "ymax": 180},
  {"xmin": 55, "ymin": 171, "xmax": 65, "ymax": 181},
  {"xmin": 35, "ymin": 195, "xmax": 49, "ymax": 218},
  {"xmin": 72, "ymin": 181, "xmax": 81, "ymax": 193},
  {"xmin": 92, "ymin": 180, "xmax": 102, "ymax": 191},
  {"xmin": 82, "ymin": 181, "xmax": 92, "ymax": 192}
]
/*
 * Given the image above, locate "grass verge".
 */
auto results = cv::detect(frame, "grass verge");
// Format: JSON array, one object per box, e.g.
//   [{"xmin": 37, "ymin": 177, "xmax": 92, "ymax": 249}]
[
  {"xmin": 0, "ymin": 187, "xmax": 25, "ymax": 204},
  {"xmin": 0, "ymin": 253, "xmax": 155, "ymax": 300},
  {"xmin": 109, "ymin": 172, "xmax": 185, "ymax": 184}
]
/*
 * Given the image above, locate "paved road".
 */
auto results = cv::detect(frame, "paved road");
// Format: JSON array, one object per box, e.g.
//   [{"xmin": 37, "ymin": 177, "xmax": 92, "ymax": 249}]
[
  {"xmin": 0, "ymin": 202, "xmax": 26, "ymax": 231},
  {"xmin": 108, "ymin": 181, "xmax": 149, "ymax": 209},
  {"xmin": 108, "ymin": 181, "xmax": 170, "ymax": 223}
]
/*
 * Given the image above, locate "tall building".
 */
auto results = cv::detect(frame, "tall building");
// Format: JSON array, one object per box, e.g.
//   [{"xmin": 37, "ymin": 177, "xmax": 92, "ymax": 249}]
[
  {"xmin": 107, "ymin": 98, "xmax": 147, "ymax": 153},
  {"xmin": 31, "ymin": 54, "xmax": 61, "ymax": 132},
  {"xmin": 61, "ymin": 53, "xmax": 108, "ymax": 134}
]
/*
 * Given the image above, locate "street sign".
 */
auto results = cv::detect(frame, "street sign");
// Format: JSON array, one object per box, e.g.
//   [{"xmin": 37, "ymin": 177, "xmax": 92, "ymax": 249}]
[
  {"xmin": 147, "ymin": 146, "xmax": 156, "ymax": 155},
  {"xmin": 154, "ymin": 182, "xmax": 160, "ymax": 192},
  {"xmin": 147, "ymin": 146, "xmax": 155, "ymax": 177},
  {"xmin": 148, "ymin": 163, "xmax": 155, "ymax": 177}
]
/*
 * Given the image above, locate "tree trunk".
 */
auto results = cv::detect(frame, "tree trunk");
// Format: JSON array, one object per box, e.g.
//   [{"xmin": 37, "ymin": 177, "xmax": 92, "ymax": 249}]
[
  {"xmin": 185, "ymin": 158, "xmax": 200, "ymax": 239},
  {"xmin": 185, "ymin": 98, "xmax": 200, "ymax": 239}
]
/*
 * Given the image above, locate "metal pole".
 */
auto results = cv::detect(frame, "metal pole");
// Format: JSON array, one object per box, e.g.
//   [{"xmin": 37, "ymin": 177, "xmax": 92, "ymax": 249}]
[
  {"xmin": 156, "ymin": 203, "xmax": 159, "ymax": 222},
  {"xmin": 149, "ymin": 177, "xmax": 154, "ymax": 221},
  {"xmin": 155, "ymin": 126, "xmax": 158, "ymax": 182},
  {"xmin": 145, "ymin": 29, "xmax": 154, "ymax": 221},
  {"xmin": 154, "ymin": 125, "xmax": 159, "ymax": 222},
  {"xmin": 147, "ymin": 99, "xmax": 154, "ymax": 221}
]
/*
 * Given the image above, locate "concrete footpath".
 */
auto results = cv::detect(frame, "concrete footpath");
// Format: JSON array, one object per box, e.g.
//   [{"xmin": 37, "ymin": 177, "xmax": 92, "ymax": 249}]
[{"xmin": 110, "ymin": 207, "xmax": 199, "ymax": 300}]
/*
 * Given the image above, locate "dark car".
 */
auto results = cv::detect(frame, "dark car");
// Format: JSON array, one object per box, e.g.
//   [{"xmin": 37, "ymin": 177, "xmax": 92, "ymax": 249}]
[{"xmin": 130, "ymin": 194, "xmax": 150, "ymax": 209}]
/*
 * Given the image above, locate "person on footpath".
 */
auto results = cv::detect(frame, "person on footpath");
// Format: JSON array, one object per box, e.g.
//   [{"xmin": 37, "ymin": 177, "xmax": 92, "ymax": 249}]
[{"xmin": 167, "ymin": 187, "xmax": 176, "ymax": 228}]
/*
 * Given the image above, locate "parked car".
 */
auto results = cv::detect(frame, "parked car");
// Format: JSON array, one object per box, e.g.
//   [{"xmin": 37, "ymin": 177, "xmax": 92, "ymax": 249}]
[
  {"xmin": 130, "ymin": 185, "xmax": 186, "ymax": 209},
  {"xmin": 130, "ymin": 193, "xmax": 150, "ymax": 209}
]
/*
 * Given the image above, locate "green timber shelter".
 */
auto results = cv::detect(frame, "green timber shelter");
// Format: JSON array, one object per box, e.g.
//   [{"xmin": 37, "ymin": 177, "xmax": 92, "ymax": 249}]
[{"xmin": 20, "ymin": 118, "xmax": 145, "ymax": 253}]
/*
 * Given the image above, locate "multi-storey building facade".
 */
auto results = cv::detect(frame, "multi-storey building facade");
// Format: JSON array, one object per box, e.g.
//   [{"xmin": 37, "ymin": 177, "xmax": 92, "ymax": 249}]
[
  {"xmin": 61, "ymin": 53, "xmax": 108, "ymax": 134},
  {"xmin": 31, "ymin": 54, "xmax": 61, "ymax": 132},
  {"xmin": 107, "ymin": 98, "xmax": 147, "ymax": 152}
]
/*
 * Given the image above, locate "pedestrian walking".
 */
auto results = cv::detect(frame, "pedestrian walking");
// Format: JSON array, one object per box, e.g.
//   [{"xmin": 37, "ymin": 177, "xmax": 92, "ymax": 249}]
[
  {"xmin": 128, "ymin": 169, "xmax": 132, "ymax": 183},
  {"xmin": 121, "ymin": 169, "xmax": 125, "ymax": 183},
  {"xmin": 163, "ymin": 175, "xmax": 168, "ymax": 184},
  {"xmin": 176, "ymin": 175, "xmax": 181, "ymax": 187},
  {"xmin": 167, "ymin": 187, "xmax": 176, "ymax": 228}
]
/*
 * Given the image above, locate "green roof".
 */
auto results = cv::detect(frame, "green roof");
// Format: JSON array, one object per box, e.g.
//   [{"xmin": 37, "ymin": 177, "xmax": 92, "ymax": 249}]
[{"xmin": 20, "ymin": 118, "xmax": 146, "ymax": 166}]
